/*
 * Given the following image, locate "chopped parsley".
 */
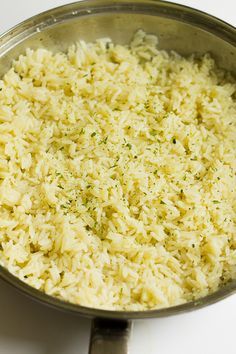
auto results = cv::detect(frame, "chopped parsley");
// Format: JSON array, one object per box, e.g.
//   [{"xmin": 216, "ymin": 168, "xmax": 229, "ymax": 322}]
[
  {"xmin": 60, "ymin": 205, "xmax": 68, "ymax": 209},
  {"xmin": 100, "ymin": 136, "xmax": 108, "ymax": 144},
  {"xmin": 150, "ymin": 130, "xmax": 157, "ymax": 136}
]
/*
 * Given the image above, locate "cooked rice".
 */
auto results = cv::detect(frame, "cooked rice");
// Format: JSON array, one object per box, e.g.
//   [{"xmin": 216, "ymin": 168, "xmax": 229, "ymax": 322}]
[{"xmin": 0, "ymin": 30, "xmax": 235, "ymax": 310}]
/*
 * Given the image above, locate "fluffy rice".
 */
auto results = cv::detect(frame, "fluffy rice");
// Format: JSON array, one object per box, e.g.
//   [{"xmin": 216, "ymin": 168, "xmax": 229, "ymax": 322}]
[{"xmin": 0, "ymin": 30, "xmax": 235, "ymax": 310}]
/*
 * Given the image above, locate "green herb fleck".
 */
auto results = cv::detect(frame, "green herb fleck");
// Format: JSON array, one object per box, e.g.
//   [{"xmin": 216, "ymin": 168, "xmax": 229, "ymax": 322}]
[
  {"xmin": 172, "ymin": 138, "xmax": 176, "ymax": 144},
  {"xmin": 101, "ymin": 136, "xmax": 108, "ymax": 144},
  {"xmin": 91, "ymin": 132, "xmax": 96, "ymax": 137},
  {"xmin": 150, "ymin": 130, "xmax": 157, "ymax": 136}
]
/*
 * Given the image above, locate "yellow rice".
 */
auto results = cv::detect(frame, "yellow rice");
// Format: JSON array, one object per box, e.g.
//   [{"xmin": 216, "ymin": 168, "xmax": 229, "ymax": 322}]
[{"xmin": 0, "ymin": 30, "xmax": 235, "ymax": 310}]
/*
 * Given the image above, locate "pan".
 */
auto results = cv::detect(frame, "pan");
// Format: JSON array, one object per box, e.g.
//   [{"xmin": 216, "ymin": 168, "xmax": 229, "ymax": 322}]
[{"xmin": 0, "ymin": 1, "xmax": 235, "ymax": 353}]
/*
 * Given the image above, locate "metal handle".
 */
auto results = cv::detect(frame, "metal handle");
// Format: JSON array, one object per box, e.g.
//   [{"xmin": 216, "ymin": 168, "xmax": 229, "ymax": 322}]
[{"xmin": 89, "ymin": 318, "xmax": 132, "ymax": 354}]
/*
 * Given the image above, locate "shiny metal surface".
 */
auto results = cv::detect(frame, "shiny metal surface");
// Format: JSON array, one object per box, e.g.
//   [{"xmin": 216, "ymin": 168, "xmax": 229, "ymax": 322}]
[
  {"xmin": 0, "ymin": 0, "xmax": 236, "ymax": 75},
  {"xmin": 1, "ymin": 264, "xmax": 236, "ymax": 319},
  {"xmin": 89, "ymin": 319, "xmax": 131, "ymax": 354},
  {"xmin": 0, "ymin": 0, "xmax": 235, "ymax": 325}
]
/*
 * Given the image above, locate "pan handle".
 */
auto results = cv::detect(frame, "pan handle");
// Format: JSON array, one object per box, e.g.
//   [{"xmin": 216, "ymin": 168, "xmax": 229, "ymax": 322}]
[{"xmin": 89, "ymin": 318, "xmax": 132, "ymax": 354}]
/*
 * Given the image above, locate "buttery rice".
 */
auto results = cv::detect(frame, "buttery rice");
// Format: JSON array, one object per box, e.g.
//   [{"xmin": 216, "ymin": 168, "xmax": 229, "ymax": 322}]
[{"xmin": 0, "ymin": 30, "xmax": 235, "ymax": 310}]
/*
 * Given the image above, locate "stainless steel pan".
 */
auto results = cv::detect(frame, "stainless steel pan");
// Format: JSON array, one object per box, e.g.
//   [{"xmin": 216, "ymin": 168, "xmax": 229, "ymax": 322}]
[{"xmin": 0, "ymin": 1, "xmax": 235, "ymax": 353}]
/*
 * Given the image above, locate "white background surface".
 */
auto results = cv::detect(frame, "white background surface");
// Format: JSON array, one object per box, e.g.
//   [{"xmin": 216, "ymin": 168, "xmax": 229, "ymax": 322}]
[{"xmin": 0, "ymin": 1, "xmax": 235, "ymax": 354}]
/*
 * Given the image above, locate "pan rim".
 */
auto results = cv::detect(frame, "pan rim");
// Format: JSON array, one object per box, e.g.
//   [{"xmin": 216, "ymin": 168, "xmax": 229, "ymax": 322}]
[{"xmin": 0, "ymin": 0, "xmax": 235, "ymax": 319}]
